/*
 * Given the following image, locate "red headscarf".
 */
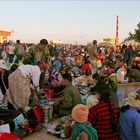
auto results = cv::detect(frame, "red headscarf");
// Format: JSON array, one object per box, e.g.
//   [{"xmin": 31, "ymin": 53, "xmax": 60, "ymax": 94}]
[{"xmin": 38, "ymin": 60, "xmax": 46, "ymax": 72}]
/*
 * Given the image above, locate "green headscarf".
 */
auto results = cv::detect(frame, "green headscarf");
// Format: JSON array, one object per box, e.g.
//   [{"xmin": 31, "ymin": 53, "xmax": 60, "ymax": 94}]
[{"xmin": 71, "ymin": 122, "xmax": 98, "ymax": 140}]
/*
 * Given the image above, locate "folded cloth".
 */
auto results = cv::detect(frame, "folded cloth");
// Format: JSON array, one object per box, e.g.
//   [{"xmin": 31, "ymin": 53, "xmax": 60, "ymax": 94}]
[{"xmin": 13, "ymin": 114, "xmax": 25, "ymax": 128}]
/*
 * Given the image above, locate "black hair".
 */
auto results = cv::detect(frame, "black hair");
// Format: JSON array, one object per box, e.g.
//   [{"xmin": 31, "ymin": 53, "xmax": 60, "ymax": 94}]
[
  {"xmin": 92, "ymin": 72, "xmax": 101, "ymax": 81},
  {"xmin": 62, "ymin": 73, "xmax": 72, "ymax": 82},
  {"xmin": 93, "ymin": 81, "xmax": 119, "ymax": 134},
  {"xmin": 122, "ymin": 44, "xmax": 127, "ymax": 50},
  {"xmin": 23, "ymin": 58, "xmax": 32, "ymax": 65},
  {"xmin": 85, "ymin": 70, "xmax": 92, "ymax": 76},
  {"xmin": 16, "ymin": 40, "xmax": 20, "ymax": 44},
  {"xmin": 93, "ymin": 40, "xmax": 97, "ymax": 45},
  {"xmin": 84, "ymin": 58, "xmax": 90, "ymax": 64},
  {"xmin": 10, "ymin": 64, "xmax": 18, "ymax": 72},
  {"xmin": 120, "ymin": 105, "xmax": 130, "ymax": 113},
  {"xmin": 91, "ymin": 81, "xmax": 110, "ymax": 102},
  {"xmin": 40, "ymin": 39, "xmax": 48, "ymax": 45}
]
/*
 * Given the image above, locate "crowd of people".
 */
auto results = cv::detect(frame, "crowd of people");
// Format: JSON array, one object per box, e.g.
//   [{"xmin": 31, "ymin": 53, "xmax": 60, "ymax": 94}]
[{"xmin": 0, "ymin": 38, "xmax": 140, "ymax": 140}]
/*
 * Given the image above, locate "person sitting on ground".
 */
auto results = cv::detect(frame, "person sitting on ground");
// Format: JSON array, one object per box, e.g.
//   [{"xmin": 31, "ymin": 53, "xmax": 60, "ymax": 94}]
[
  {"xmin": 99, "ymin": 62, "xmax": 115, "ymax": 77},
  {"xmin": 0, "ymin": 108, "xmax": 25, "ymax": 131},
  {"xmin": 64, "ymin": 104, "xmax": 98, "ymax": 140},
  {"xmin": 52, "ymin": 55, "xmax": 62, "ymax": 72},
  {"xmin": 86, "ymin": 95, "xmax": 99, "ymax": 110},
  {"xmin": 116, "ymin": 62, "xmax": 127, "ymax": 83},
  {"xmin": 119, "ymin": 90, "xmax": 140, "ymax": 140},
  {"xmin": 90, "ymin": 53, "xmax": 102, "ymax": 75},
  {"xmin": 74, "ymin": 70, "xmax": 94, "ymax": 85},
  {"xmin": 81, "ymin": 58, "xmax": 91, "ymax": 74},
  {"xmin": 58, "ymin": 73, "xmax": 81, "ymax": 117},
  {"xmin": 126, "ymin": 68, "xmax": 140, "ymax": 82}
]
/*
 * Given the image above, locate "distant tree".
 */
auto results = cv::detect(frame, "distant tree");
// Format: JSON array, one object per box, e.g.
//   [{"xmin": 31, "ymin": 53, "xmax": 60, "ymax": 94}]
[{"xmin": 127, "ymin": 22, "xmax": 140, "ymax": 43}]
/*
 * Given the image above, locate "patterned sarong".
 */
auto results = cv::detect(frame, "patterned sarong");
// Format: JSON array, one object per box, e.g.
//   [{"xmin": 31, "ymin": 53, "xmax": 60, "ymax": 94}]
[{"xmin": 8, "ymin": 69, "xmax": 31, "ymax": 110}]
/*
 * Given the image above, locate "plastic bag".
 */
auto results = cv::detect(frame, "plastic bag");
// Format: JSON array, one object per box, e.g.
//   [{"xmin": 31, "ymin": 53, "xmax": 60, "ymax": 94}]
[
  {"xmin": 33, "ymin": 105, "xmax": 43, "ymax": 123},
  {"xmin": 0, "ymin": 132, "xmax": 21, "ymax": 140}
]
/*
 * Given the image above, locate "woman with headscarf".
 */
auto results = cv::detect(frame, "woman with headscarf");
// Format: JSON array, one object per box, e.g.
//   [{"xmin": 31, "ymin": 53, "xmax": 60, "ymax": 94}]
[
  {"xmin": 0, "ymin": 59, "xmax": 9, "ymax": 104},
  {"xmin": 8, "ymin": 61, "xmax": 46, "ymax": 111},
  {"xmin": 0, "ymin": 60, "xmax": 25, "ymax": 132},
  {"xmin": 88, "ymin": 81, "xmax": 119, "ymax": 140},
  {"xmin": 64, "ymin": 104, "xmax": 98, "ymax": 140}
]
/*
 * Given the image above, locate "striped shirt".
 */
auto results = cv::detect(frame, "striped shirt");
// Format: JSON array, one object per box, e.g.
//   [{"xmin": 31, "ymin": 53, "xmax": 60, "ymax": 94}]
[{"xmin": 88, "ymin": 102, "xmax": 119, "ymax": 140}]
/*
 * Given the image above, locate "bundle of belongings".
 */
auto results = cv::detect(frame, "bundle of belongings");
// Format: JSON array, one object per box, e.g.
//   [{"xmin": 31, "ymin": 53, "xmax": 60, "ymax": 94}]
[{"xmin": 0, "ymin": 109, "xmax": 30, "ymax": 138}]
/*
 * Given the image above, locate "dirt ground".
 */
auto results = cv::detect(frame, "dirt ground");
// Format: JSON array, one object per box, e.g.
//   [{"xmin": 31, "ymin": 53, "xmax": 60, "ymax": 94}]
[{"xmin": 23, "ymin": 129, "xmax": 63, "ymax": 140}]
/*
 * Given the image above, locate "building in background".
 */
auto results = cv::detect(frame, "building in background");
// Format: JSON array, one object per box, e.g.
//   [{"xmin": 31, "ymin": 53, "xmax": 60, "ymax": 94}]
[
  {"xmin": 98, "ymin": 38, "xmax": 116, "ymax": 47},
  {"xmin": 50, "ymin": 40, "xmax": 64, "ymax": 46},
  {"xmin": 0, "ymin": 30, "xmax": 12, "ymax": 43}
]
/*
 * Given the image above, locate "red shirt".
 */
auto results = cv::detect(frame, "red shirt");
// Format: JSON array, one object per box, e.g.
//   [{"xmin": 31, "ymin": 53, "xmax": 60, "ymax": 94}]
[
  {"xmin": 71, "ymin": 50, "xmax": 76, "ymax": 57},
  {"xmin": 81, "ymin": 63, "xmax": 91, "ymax": 72},
  {"xmin": 99, "ymin": 53, "xmax": 104, "ymax": 63},
  {"xmin": 88, "ymin": 102, "xmax": 119, "ymax": 140}
]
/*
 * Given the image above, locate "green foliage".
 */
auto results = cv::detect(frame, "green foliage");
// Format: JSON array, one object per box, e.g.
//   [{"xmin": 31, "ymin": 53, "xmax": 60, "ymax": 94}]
[{"xmin": 127, "ymin": 22, "xmax": 140, "ymax": 43}]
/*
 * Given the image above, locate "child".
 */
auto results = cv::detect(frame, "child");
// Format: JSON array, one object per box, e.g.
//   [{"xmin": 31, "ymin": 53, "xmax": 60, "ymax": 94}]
[{"xmin": 65, "ymin": 104, "xmax": 98, "ymax": 140}]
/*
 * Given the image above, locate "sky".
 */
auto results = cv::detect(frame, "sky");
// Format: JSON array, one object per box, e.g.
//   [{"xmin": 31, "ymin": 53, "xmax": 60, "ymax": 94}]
[{"xmin": 0, "ymin": 0, "xmax": 140, "ymax": 44}]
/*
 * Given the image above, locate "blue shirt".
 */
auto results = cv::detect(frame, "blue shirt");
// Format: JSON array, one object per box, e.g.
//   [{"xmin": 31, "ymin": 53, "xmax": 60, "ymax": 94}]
[
  {"xmin": 119, "ymin": 107, "xmax": 140, "ymax": 140},
  {"xmin": 53, "ymin": 59, "xmax": 61, "ymax": 72}
]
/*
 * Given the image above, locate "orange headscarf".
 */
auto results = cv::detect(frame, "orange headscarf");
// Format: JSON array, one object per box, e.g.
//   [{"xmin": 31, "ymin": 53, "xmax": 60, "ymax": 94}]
[{"xmin": 72, "ymin": 104, "xmax": 89, "ymax": 123}]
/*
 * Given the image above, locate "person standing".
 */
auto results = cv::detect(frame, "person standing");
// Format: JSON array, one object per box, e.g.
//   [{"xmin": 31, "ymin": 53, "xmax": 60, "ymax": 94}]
[
  {"xmin": 48, "ymin": 44, "xmax": 57, "ymax": 58},
  {"xmin": 27, "ymin": 39, "xmax": 50, "ymax": 65},
  {"xmin": 52, "ymin": 55, "xmax": 62, "ymax": 72},
  {"xmin": 27, "ymin": 39, "xmax": 50, "ymax": 87},
  {"xmin": 89, "ymin": 40, "xmax": 98, "ymax": 59},
  {"xmin": 124, "ymin": 44, "xmax": 134, "ymax": 68},
  {"xmin": 8, "ymin": 61, "xmax": 46, "ymax": 111},
  {"xmin": 7, "ymin": 42, "xmax": 15, "ymax": 63},
  {"xmin": 14, "ymin": 40, "xmax": 25, "ymax": 63}
]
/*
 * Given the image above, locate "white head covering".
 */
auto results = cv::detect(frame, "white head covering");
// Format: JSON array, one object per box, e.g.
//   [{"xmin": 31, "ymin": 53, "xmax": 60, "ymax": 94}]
[
  {"xmin": 86, "ymin": 95, "xmax": 99, "ymax": 109},
  {"xmin": 0, "ymin": 59, "xmax": 8, "ymax": 70}
]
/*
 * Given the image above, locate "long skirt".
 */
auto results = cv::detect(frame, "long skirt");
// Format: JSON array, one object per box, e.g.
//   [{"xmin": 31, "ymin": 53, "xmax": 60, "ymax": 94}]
[{"xmin": 8, "ymin": 69, "xmax": 31, "ymax": 110}]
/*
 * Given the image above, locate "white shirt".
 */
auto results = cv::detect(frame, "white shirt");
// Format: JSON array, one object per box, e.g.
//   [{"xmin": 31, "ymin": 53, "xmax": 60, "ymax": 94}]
[
  {"xmin": 8, "ymin": 45, "xmax": 15, "ymax": 54},
  {"xmin": 18, "ymin": 65, "xmax": 41, "ymax": 87},
  {"xmin": 117, "ymin": 68, "xmax": 126, "ymax": 83}
]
